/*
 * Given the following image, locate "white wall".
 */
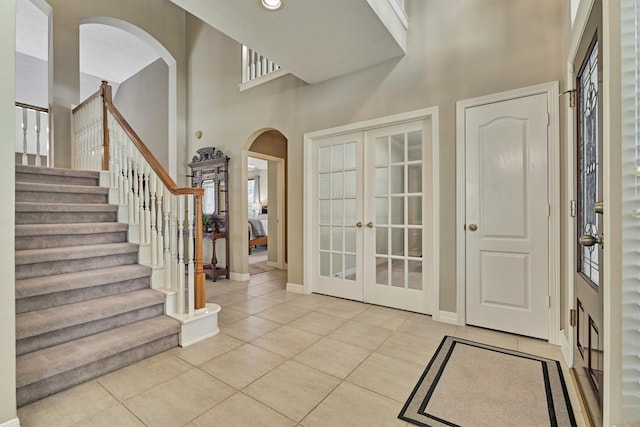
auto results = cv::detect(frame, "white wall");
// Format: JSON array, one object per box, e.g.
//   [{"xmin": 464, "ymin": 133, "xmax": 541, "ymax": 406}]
[
  {"xmin": 0, "ymin": 0, "xmax": 17, "ymax": 423},
  {"xmin": 186, "ymin": 0, "xmax": 564, "ymax": 310},
  {"xmin": 114, "ymin": 58, "xmax": 169, "ymax": 171}
]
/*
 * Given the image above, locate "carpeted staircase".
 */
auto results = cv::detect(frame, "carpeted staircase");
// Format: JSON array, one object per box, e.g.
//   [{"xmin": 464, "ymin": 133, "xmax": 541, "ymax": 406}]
[{"xmin": 15, "ymin": 165, "xmax": 181, "ymax": 407}]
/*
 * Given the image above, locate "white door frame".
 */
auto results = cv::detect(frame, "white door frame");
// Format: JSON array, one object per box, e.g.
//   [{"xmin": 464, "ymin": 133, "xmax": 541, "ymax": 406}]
[
  {"xmin": 302, "ymin": 107, "xmax": 440, "ymax": 309},
  {"xmin": 455, "ymin": 82, "xmax": 561, "ymax": 345}
]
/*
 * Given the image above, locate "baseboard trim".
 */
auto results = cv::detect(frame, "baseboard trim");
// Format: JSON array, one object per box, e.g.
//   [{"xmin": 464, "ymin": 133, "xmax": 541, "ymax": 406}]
[
  {"xmin": 433, "ymin": 310, "xmax": 458, "ymax": 325},
  {"xmin": 0, "ymin": 418, "xmax": 20, "ymax": 427},
  {"xmin": 286, "ymin": 282, "xmax": 305, "ymax": 294},
  {"xmin": 230, "ymin": 272, "xmax": 250, "ymax": 282},
  {"xmin": 559, "ymin": 329, "xmax": 572, "ymax": 366}
]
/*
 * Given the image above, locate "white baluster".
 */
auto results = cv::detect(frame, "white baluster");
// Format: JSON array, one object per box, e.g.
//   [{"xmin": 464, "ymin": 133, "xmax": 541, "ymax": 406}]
[
  {"xmin": 170, "ymin": 193, "xmax": 178, "ymax": 294},
  {"xmin": 156, "ymin": 178, "xmax": 164, "ymax": 267},
  {"xmin": 177, "ymin": 196, "xmax": 185, "ymax": 314},
  {"xmin": 35, "ymin": 111, "xmax": 41, "ymax": 166},
  {"xmin": 144, "ymin": 163, "xmax": 151, "ymax": 245},
  {"xmin": 187, "ymin": 194, "xmax": 195, "ymax": 315},
  {"xmin": 127, "ymin": 148, "xmax": 135, "ymax": 225},
  {"xmin": 164, "ymin": 189, "xmax": 172, "ymax": 287},
  {"xmin": 150, "ymin": 171, "xmax": 158, "ymax": 266},
  {"xmin": 22, "ymin": 108, "xmax": 28, "ymax": 165}
]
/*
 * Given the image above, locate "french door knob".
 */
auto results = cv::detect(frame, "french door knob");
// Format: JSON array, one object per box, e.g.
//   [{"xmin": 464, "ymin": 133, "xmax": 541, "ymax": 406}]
[
  {"xmin": 356, "ymin": 222, "xmax": 363, "ymax": 228},
  {"xmin": 366, "ymin": 222, "xmax": 374, "ymax": 228},
  {"xmin": 468, "ymin": 224, "xmax": 478, "ymax": 232}
]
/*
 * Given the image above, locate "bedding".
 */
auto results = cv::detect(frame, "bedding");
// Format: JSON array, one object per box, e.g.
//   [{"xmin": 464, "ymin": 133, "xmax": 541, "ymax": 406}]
[{"xmin": 248, "ymin": 217, "xmax": 268, "ymax": 254}]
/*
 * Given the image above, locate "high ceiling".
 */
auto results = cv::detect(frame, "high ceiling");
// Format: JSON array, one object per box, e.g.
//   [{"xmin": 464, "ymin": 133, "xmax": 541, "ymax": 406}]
[
  {"xmin": 16, "ymin": 0, "xmax": 160, "ymax": 85},
  {"xmin": 169, "ymin": 0, "xmax": 408, "ymax": 84},
  {"xmin": 16, "ymin": 0, "xmax": 407, "ymax": 87}
]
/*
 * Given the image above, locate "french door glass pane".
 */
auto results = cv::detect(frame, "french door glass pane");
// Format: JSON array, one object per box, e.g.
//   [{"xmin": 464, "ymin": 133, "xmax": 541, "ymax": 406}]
[
  {"xmin": 319, "ymin": 173, "xmax": 330, "ymax": 198},
  {"xmin": 376, "ymin": 197, "xmax": 388, "ymax": 224},
  {"xmin": 376, "ymin": 226, "xmax": 388, "ymax": 255},
  {"xmin": 390, "ymin": 165, "xmax": 404, "ymax": 194},
  {"xmin": 332, "ymin": 227, "xmax": 343, "ymax": 251},
  {"xmin": 320, "ymin": 200, "xmax": 331, "ymax": 224},
  {"xmin": 392, "ymin": 228, "xmax": 404, "ymax": 256},
  {"xmin": 320, "ymin": 252, "xmax": 330, "ymax": 277},
  {"xmin": 391, "ymin": 259, "xmax": 405, "ymax": 287},
  {"xmin": 344, "ymin": 143, "xmax": 357, "ymax": 169},
  {"xmin": 390, "ymin": 133, "xmax": 404, "ymax": 163},
  {"xmin": 407, "ymin": 131, "xmax": 422, "ymax": 161},
  {"xmin": 319, "ymin": 147, "xmax": 331, "ymax": 172},
  {"xmin": 408, "ymin": 164, "xmax": 422, "ymax": 193},
  {"xmin": 332, "ymin": 145, "xmax": 343, "ymax": 171},
  {"xmin": 345, "ymin": 227, "xmax": 356, "ymax": 253},
  {"xmin": 320, "ymin": 226, "xmax": 330, "ymax": 250},
  {"xmin": 375, "ymin": 137, "xmax": 388, "ymax": 165},
  {"xmin": 391, "ymin": 197, "xmax": 404, "ymax": 225},
  {"xmin": 344, "ymin": 199, "xmax": 357, "ymax": 225},
  {"xmin": 375, "ymin": 167, "xmax": 388, "ymax": 195},
  {"xmin": 376, "ymin": 257, "xmax": 389, "ymax": 285},
  {"xmin": 408, "ymin": 196, "xmax": 422, "ymax": 225}
]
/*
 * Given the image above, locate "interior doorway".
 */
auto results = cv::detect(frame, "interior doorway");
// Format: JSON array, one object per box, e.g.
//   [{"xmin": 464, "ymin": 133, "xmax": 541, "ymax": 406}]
[{"xmin": 246, "ymin": 130, "xmax": 287, "ymax": 276}]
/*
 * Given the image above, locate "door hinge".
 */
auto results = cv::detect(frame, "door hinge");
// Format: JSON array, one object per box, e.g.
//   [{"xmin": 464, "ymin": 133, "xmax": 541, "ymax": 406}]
[
  {"xmin": 546, "ymin": 112, "xmax": 550, "ymax": 126},
  {"xmin": 570, "ymin": 309, "xmax": 577, "ymax": 327},
  {"xmin": 547, "ymin": 295, "xmax": 551, "ymax": 308},
  {"xmin": 570, "ymin": 200, "xmax": 577, "ymax": 217},
  {"xmin": 547, "ymin": 204, "xmax": 551, "ymax": 217},
  {"xmin": 561, "ymin": 89, "xmax": 576, "ymax": 108}
]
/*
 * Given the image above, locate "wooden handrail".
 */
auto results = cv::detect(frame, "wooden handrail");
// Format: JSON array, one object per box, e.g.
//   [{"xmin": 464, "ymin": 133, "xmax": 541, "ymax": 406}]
[{"xmin": 15, "ymin": 102, "xmax": 48, "ymax": 113}]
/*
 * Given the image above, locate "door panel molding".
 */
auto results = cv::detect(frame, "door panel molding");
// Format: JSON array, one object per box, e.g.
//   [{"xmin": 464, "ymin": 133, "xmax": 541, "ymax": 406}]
[{"xmin": 455, "ymin": 81, "xmax": 560, "ymax": 344}]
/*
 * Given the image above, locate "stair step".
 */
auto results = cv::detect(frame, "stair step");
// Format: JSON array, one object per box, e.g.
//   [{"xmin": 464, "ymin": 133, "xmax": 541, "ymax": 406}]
[
  {"xmin": 16, "ymin": 182, "xmax": 109, "ymax": 204},
  {"xmin": 15, "ymin": 165, "xmax": 100, "ymax": 186},
  {"xmin": 15, "ymin": 242, "xmax": 139, "ymax": 279},
  {"xmin": 15, "ymin": 202, "xmax": 118, "ymax": 224},
  {"xmin": 16, "ymin": 316, "xmax": 181, "ymax": 407},
  {"xmin": 16, "ymin": 289, "xmax": 166, "ymax": 355},
  {"xmin": 16, "ymin": 264, "xmax": 152, "ymax": 313},
  {"xmin": 15, "ymin": 223, "xmax": 128, "ymax": 250}
]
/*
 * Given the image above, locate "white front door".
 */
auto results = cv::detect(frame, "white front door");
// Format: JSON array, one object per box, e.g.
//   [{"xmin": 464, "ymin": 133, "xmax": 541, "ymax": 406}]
[
  {"xmin": 310, "ymin": 118, "xmax": 433, "ymax": 314},
  {"xmin": 464, "ymin": 93, "xmax": 550, "ymax": 339}
]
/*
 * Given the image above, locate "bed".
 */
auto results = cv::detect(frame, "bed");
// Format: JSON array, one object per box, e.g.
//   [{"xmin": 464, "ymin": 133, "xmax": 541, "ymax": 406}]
[{"xmin": 248, "ymin": 216, "xmax": 268, "ymax": 254}]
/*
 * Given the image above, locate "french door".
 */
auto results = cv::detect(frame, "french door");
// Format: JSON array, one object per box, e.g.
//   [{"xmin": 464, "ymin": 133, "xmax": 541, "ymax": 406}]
[
  {"xmin": 311, "ymin": 119, "xmax": 433, "ymax": 314},
  {"xmin": 572, "ymin": 1, "xmax": 604, "ymax": 425}
]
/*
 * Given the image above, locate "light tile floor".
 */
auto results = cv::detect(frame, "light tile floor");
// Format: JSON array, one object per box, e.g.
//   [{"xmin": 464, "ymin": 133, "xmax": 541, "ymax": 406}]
[{"xmin": 18, "ymin": 270, "xmax": 587, "ymax": 427}]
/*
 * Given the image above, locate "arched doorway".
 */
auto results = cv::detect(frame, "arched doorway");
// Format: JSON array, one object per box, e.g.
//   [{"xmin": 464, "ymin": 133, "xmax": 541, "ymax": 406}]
[
  {"xmin": 246, "ymin": 130, "xmax": 287, "ymax": 276},
  {"xmin": 78, "ymin": 17, "xmax": 178, "ymax": 179}
]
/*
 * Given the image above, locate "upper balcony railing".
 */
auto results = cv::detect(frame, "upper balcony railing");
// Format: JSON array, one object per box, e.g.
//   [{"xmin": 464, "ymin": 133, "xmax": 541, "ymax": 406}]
[
  {"xmin": 15, "ymin": 102, "xmax": 49, "ymax": 167},
  {"xmin": 240, "ymin": 45, "xmax": 288, "ymax": 91}
]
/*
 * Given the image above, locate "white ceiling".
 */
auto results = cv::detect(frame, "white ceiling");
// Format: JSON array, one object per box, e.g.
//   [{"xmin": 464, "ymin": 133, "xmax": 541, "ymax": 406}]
[
  {"xmin": 169, "ymin": 0, "xmax": 407, "ymax": 84},
  {"xmin": 16, "ymin": 0, "xmax": 406, "ymax": 86},
  {"xmin": 248, "ymin": 157, "xmax": 268, "ymax": 171},
  {"xmin": 15, "ymin": 0, "xmax": 160, "ymax": 84}
]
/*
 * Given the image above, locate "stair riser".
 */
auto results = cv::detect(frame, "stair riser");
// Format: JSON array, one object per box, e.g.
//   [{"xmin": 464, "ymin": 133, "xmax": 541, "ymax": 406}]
[
  {"xmin": 16, "ymin": 212, "xmax": 118, "ymax": 224},
  {"xmin": 16, "ymin": 191, "xmax": 108, "ymax": 204},
  {"xmin": 16, "ymin": 276, "xmax": 151, "ymax": 314},
  {"xmin": 16, "ymin": 334, "xmax": 178, "ymax": 407},
  {"xmin": 16, "ymin": 253, "xmax": 138, "ymax": 280},
  {"xmin": 16, "ymin": 172, "xmax": 99, "ymax": 187},
  {"xmin": 17, "ymin": 304, "xmax": 165, "ymax": 356},
  {"xmin": 16, "ymin": 231, "xmax": 128, "ymax": 250}
]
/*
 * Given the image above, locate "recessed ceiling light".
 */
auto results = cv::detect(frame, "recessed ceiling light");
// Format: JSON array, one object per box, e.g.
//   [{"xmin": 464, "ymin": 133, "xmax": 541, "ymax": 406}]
[{"xmin": 261, "ymin": 0, "xmax": 282, "ymax": 11}]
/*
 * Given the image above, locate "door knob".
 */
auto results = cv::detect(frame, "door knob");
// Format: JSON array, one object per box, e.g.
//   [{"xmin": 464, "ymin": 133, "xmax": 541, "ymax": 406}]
[
  {"xmin": 579, "ymin": 233, "xmax": 604, "ymax": 248},
  {"xmin": 356, "ymin": 222, "xmax": 363, "ymax": 228},
  {"xmin": 366, "ymin": 222, "xmax": 374, "ymax": 228},
  {"xmin": 468, "ymin": 224, "xmax": 478, "ymax": 232}
]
